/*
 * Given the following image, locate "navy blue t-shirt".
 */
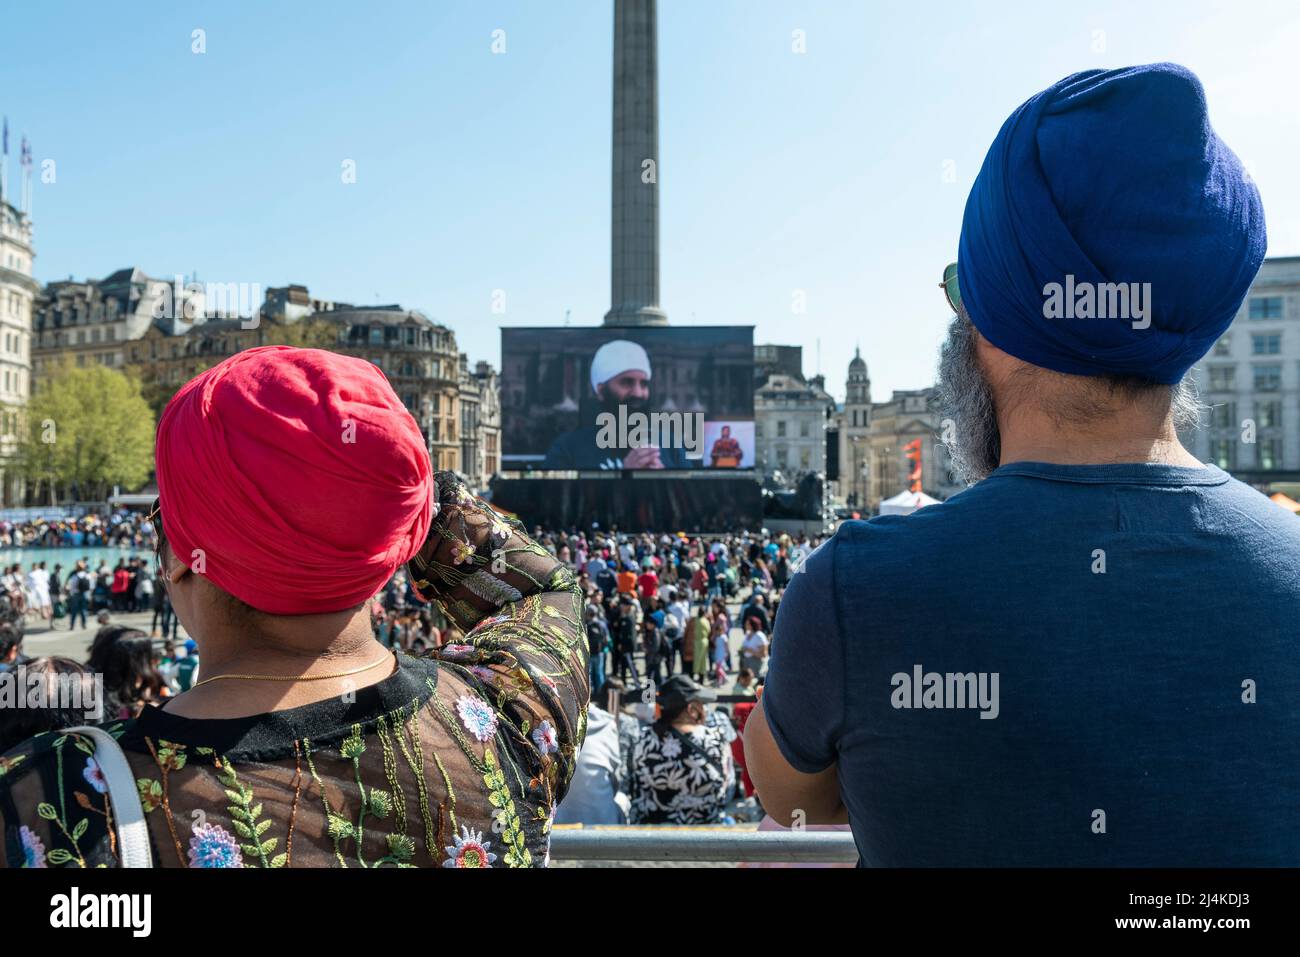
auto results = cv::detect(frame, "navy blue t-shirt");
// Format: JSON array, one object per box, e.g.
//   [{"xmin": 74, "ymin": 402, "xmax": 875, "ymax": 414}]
[{"xmin": 763, "ymin": 462, "xmax": 1300, "ymax": 866}]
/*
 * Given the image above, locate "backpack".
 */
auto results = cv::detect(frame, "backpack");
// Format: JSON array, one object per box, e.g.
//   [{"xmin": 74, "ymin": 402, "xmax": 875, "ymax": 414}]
[{"xmin": 76, "ymin": 573, "xmax": 91, "ymax": 594}]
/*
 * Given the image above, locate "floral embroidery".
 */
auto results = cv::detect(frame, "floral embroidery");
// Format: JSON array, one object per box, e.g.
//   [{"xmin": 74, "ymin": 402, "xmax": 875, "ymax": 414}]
[
  {"xmin": 216, "ymin": 756, "xmax": 285, "ymax": 868},
  {"xmin": 154, "ymin": 741, "xmax": 187, "ymax": 772},
  {"xmin": 455, "ymin": 695, "xmax": 498, "ymax": 742},
  {"xmin": 442, "ymin": 826, "xmax": 497, "ymax": 868},
  {"xmin": 451, "ymin": 540, "xmax": 476, "ymax": 565},
  {"xmin": 136, "ymin": 778, "xmax": 163, "ymax": 813},
  {"xmin": 20, "ymin": 826, "xmax": 47, "ymax": 868},
  {"xmin": 531, "ymin": 721, "xmax": 559, "ymax": 755},
  {"xmin": 82, "ymin": 757, "xmax": 107, "ymax": 794},
  {"xmin": 188, "ymin": 822, "xmax": 244, "ymax": 868}
]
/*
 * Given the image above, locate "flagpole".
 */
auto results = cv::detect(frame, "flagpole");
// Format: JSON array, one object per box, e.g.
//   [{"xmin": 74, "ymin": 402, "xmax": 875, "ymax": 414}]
[{"xmin": 22, "ymin": 139, "xmax": 31, "ymax": 218}]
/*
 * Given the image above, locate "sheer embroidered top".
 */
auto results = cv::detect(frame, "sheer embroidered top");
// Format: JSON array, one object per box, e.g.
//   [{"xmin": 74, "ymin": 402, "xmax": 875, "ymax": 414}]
[{"xmin": 0, "ymin": 473, "xmax": 590, "ymax": 868}]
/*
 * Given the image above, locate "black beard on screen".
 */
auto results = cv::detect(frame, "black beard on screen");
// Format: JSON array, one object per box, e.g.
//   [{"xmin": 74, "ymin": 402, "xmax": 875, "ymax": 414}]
[
  {"xmin": 934, "ymin": 312, "xmax": 1002, "ymax": 485},
  {"xmin": 599, "ymin": 393, "xmax": 650, "ymax": 419}
]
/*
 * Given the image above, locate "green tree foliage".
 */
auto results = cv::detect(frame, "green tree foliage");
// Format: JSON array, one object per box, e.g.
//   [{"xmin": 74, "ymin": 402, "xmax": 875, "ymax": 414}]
[{"xmin": 15, "ymin": 357, "xmax": 156, "ymax": 502}]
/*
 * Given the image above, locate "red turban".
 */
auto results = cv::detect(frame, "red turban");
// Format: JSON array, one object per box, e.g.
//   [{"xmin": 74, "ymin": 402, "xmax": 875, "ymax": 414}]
[{"xmin": 156, "ymin": 346, "xmax": 435, "ymax": 615}]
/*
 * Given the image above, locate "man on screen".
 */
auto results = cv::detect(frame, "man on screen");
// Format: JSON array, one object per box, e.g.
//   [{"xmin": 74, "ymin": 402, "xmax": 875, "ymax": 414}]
[{"xmin": 543, "ymin": 339, "xmax": 697, "ymax": 470}]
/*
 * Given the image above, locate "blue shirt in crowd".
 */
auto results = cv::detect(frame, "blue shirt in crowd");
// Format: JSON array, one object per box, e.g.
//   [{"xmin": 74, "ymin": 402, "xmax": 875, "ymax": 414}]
[{"xmin": 763, "ymin": 462, "xmax": 1300, "ymax": 866}]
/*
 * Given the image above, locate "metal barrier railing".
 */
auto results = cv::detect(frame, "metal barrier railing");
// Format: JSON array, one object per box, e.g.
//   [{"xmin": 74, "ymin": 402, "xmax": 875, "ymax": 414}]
[{"xmin": 549, "ymin": 827, "xmax": 858, "ymax": 864}]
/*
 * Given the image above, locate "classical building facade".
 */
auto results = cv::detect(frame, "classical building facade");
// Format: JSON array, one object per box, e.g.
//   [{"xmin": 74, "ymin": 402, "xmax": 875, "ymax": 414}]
[
  {"xmin": 33, "ymin": 272, "xmax": 497, "ymax": 481},
  {"xmin": 1184, "ymin": 256, "xmax": 1300, "ymax": 486},
  {"xmin": 862, "ymin": 388, "xmax": 962, "ymax": 508},
  {"xmin": 754, "ymin": 371, "xmax": 835, "ymax": 478},
  {"xmin": 838, "ymin": 347, "xmax": 873, "ymax": 507},
  {"xmin": 458, "ymin": 356, "xmax": 500, "ymax": 491},
  {"xmin": 32, "ymin": 267, "xmax": 206, "ymax": 378},
  {"xmin": 120, "ymin": 300, "xmax": 465, "ymax": 472},
  {"xmin": 0, "ymin": 197, "xmax": 38, "ymax": 504},
  {"xmin": 832, "ymin": 349, "xmax": 963, "ymax": 512}
]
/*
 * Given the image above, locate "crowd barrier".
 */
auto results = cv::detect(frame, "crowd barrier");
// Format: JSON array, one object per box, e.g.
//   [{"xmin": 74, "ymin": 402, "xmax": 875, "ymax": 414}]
[{"xmin": 549, "ymin": 825, "xmax": 858, "ymax": 864}]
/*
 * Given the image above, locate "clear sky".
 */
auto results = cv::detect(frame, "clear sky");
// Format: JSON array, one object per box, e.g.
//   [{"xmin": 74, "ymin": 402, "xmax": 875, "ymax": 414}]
[{"xmin": 3, "ymin": 0, "xmax": 1296, "ymax": 399}]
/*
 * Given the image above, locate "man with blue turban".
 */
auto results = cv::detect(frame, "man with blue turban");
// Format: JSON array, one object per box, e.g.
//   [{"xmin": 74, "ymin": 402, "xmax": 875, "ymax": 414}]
[{"xmin": 747, "ymin": 64, "xmax": 1300, "ymax": 866}]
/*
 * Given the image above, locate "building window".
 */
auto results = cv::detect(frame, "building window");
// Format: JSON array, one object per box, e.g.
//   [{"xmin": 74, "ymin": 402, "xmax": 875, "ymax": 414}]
[
  {"xmin": 800, "ymin": 419, "xmax": 810, "ymax": 438},
  {"xmin": 1259, "ymin": 439, "xmax": 1282, "ymax": 470},
  {"xmin": 1209, "ymin": 439, "xmax": 1235, "ymax": 470},
  {"xmin": 1248, "ymin": 296, "xmax": 1284, "ymax": 320},
  {"xmin": 1253, "ymin": 365, "xmax": 1282, "ymax": 391},
  {"xmin": 777, "ymin": 421, "xmax": 786, "ymax": 438},
  {"xmin": 1207, "ymin": 366, "xmax": 1236, "ymax": 391},
  {"xmin": 1209, "ymin": 403, "xmax": 1236, "ymax": 429},
  {"xmin": 1213, "ymin": 336, "xmax": 1231, "ymax": 356},
  {"xmin": 1257, "ymin": 401, "xmax": 1281, "ymax": 429},
  {"xmin": 1251, "ymin": 333, "xmax": 1281, "ymax": 355}
]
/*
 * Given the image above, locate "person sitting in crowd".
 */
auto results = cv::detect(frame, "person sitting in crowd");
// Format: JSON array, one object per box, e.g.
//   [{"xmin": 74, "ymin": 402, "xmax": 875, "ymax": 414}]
[
  {"xmin": 555, "ymin": 682, "xmax": 628, "ymax": 826},
  {"xmin": 747, "ymin": 63, "xmax": 1300, "ymax": 866},
  {"xmin": 85, "ymin": 624, "xmax": 169, "ymax": 720},
  {"xmin": 630, "ymin": 675, "xmax": 734, "ymax": 825},
  {"xmin": 0, "ymin": 657, "xmax": 101, "ymax": 755}
]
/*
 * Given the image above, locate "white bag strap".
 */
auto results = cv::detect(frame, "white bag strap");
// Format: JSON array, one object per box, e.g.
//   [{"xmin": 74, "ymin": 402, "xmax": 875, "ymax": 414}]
[{"xmin": 65, "ymin": 726, "xmax": 153, "ymax": 868}]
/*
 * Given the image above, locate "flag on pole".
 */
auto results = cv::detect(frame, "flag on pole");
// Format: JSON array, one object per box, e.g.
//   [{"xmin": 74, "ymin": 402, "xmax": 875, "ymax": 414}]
[
  {"xmin": 2, "ymin": 117, "xmax": 8, "ymax": 155},
  {"xmin": 903, "ymin": 438, "xmax": 923, "ymax": 493}
]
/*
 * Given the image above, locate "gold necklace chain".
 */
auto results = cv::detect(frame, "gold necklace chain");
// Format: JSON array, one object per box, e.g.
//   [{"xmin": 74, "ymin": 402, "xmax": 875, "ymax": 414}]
[{"xmin": 190, "ymin": 651, "xmax": 395, "ymax": 689}]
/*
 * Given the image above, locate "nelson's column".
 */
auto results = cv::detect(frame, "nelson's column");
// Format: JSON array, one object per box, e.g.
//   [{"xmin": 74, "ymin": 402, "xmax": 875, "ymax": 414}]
[{"xmin": 604, "ymin": 0, "xmax": 668, "ymax": 327}]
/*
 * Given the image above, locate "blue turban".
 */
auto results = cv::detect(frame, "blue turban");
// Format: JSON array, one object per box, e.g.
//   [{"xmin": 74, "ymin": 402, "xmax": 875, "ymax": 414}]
[{"xmin": 957, "ymin": 63, "xmax": 1266, "ymax": 384}]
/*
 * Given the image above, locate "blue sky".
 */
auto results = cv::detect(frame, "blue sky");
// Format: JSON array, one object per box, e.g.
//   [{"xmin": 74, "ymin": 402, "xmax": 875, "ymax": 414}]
[{"xmin": 3, "ymin": 0, "xmax": 1296, "ymax": 398}]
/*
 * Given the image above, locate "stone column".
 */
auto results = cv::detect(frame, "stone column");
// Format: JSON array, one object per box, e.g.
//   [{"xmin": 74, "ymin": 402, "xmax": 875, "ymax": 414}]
[{"xmin": 604, "ymin": 0, "xmax": 668, "ymax": 326}]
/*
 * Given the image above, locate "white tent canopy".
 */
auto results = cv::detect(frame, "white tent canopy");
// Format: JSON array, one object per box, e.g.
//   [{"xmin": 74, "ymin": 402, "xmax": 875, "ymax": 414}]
[{"xmin": 878, "ymin": 489, "xmax": 942, "ymax": 516}]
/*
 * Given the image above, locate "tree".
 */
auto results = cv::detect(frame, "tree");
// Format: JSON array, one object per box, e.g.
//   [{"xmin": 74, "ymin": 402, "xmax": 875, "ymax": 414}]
[{"xmin": 15, "ymin": 357, "xmax": 156, "ymax": 503}]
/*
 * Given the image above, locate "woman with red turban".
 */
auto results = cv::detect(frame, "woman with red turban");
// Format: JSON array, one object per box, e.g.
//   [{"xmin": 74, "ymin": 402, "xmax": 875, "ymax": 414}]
[{"xmin": 0, "ymin": 346, "xmax": 589, "ymax": 868}]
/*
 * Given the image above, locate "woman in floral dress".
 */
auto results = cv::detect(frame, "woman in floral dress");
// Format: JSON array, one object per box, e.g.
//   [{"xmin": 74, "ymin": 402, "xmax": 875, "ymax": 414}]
[{"xmin": 0, "ymin": 347, "xmax": 587, "ymax": 869}]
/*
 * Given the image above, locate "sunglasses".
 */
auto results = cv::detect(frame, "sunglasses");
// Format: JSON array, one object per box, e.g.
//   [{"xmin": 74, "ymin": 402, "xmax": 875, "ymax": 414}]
[{"xmin": 940, "ymin": 262, "xmax": 963, "ymax": 315}]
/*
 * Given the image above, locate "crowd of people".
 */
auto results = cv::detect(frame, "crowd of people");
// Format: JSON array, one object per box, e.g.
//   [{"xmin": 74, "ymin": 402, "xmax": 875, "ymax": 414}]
[
  {"xmin": 0, "ymin": 556, "xmax": 179, "ymax": 636},
  {"xmin": 528, "ymin": 526, "xmax": 825, "ymax": 828},
  {"xmin": 0, "ymin": 509, "xmax": 158, "ymax": 550},
  {"xmin": 1, "ymin": 515, "xmax": 821, "ymax": 833}
]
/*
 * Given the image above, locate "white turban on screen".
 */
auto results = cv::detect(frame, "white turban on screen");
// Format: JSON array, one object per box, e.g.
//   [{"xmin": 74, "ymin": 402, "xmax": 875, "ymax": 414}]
[{"xmin": 589, "ymin": 340, "xmax": 652, "ymax": 395}]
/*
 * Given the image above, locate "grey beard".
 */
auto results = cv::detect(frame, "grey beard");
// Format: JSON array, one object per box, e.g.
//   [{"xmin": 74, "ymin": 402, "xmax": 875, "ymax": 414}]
[{"xmin": 934, "ymin": 312, "xmax": 1001, "ymax": 484}]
